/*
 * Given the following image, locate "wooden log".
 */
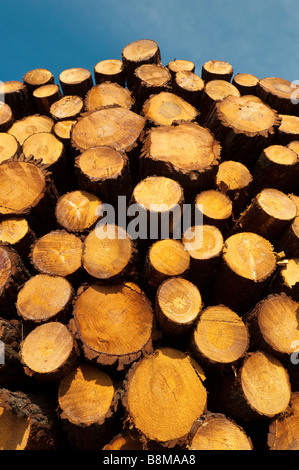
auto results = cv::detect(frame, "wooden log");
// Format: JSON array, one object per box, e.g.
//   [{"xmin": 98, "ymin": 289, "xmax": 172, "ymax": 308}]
[
  {"xmin": 0, "ymin": 156, "xmax": 58, "ymax": 235},
  {"xmin": 57, "ymin": 363, "xmax": 120, "ymax": 450},
  {"xmin": 197, "ymin": 79, "xmax": 240, "ymax": 125},
  {"xmin": 0, "ymin": 216, "xmax": 36, "ymax": 262},
  {"xmin": 30, "ymin": 229, "xmax": 83, "ymax": 281},
  {"xmin": 23, "ymin": 68, "xmax": 54, "ymax": 95},
  {"xmin": 53, "ymin": 119, "xmax": 77, "ymax": 145},
  {"xmin": 0, "ymin": 245, "xmax": 30, "ymax": 317},
  {"xmin": 245, "ymin": 293, "xmax": 299, "ymax": 360},
  {"xmin": 232, "ymin": 188, "xmax": 297, "ymax": 243},
  {"xmin": 268, "ymin": 392, "xmax": 299, "ymax": 450},
  {"xmin": 33, "ymin": 84, "xmax": 62, "ymax": 115},
  {"xmin": 1, "ymin": 81, "xmax": 31, "ymax": 119},
  {"xmin": 0, "ymin": 317, "xmax": 27, "ymax": 386},
  {"xmin": 201, "ymin": 60, "xmax": 233, "ymax": 83},
  {"xmin": 75, "ymin": 146, "xmax": 132, "ymax": 206},
  {"xmin": 122, "ymin": 347, "xmax": 207, "ymax": 448},
  {"xmin": 172, "ymin": 71, "xmax": 204, "ymax": 108},
  {"xmin": 142, "ymin": 91, "xmax": 198, "ymax": 127},
  {"xmin": 276, "ymin": 215, "xmax": 299, "ymax": 258},
  {"xmin": 188, "ymin": 412, "xmax": 253, "ymax": 450},
  {"xmin": 140, "ymin": 122, "xmax": 221, "ymax": 203},
  {"xmin": 155, "ymin": 277, "xmax": 202, "ymax": 337},
  {"xmin": 0, "ymin": 132, "xmax": 20, "ymax": 163},
  {"xmin": 167, "ymin": 59, "xmax": 195, "ymax": 78},
  {"xmin": 20, "ymin": 321, "xmax": 79, "ymax": 383},
  {"xmin": 215, "ymin": 160, "xmax": 253, "ymax": 218},
  {"xmin": 7, "ymin": 114, "xmax": 54, "ymax": 145},
  {"xmin": 82, "ymin": 224, "xmax": 137, "ymax": 282},
  {"xmin": 121, "ymin": 39, "xmax": 161, "ymax": 90},
  {"xmin": 190, "ymin": 305, "xmax": 249, "ymax": 369},
  {"xmin": 50, "ymin": 95, "xmax": 84, "ymax": 121},
  {"xmin": 209, "ymin": 232, "xmax": 277, "ymax": 313},
  {"xmin": 194, "ymin": 189, "xmax": 233, "ymax": 233},
  {"xmin": 182, "ymin": 225, "xmax": 224, "ymax": 288},
  {"xmin": 288, "ymin": 140, "xmax": 299, "ymax": 155},
  {"xmin": 143, "ymin": 239, "xmax": 190, "ymax": 293},
  {"xmin": 277, "ymin": 114, "xmax": 299, "ymax": 145},
  {"xmin": 55, "ymin": 190, "xmax": 101, "ymax": 234},
  {"xmin": 70, "ymin": 282, "xmax": 157, "ymax": 371},
  {"xmin": 94, "ymin": 59, "xmax": 125, "ymax": 86},
  {"xmin": 0, "ymin": 102, "xmax": 13, "ymax": 132},
  {"xmin": 257, "ymin": 77, "xmax": 299, "ymax": 115},
  {"xmin": 22, "ymin": 131, "xmax": 68, "ymax": 194},
  {"xmin": 213, "ymin": 351, "xmax": 291, "ymax": 421},
  {"xmin": 16, "ymin": 274, "xmax": 74, "ymax": 325},
  {"xmin": 102, "ymin": 432, "xmax": 144, "ymax": 450},
  {"xmin": 268, "ymin": 260, "xmax": 299, "ymax": 301},
  {"xmin": 132, "ymin": 63, "xmax": 171, "ymax": 110},
  {"xmin": 84, "ymin": 82, "xmax": 135, "ymax": 113},
  {"xmin": 232, "ymin": 73, "xmax": 259, "ymax": 96},
  {"xmin": 0, "ymin": 387, "xmax": 63, "ymax": 449},
  {"xmin": 204, "ymin": 95, "xmax": 281, "ymax": 169},
  {"xmin": 250, "ymin": 144, "xmax": 299, "ymax": 195},
  {"xmin": 59, "ymin": 67, "xmax": 93, "ymax": 98}
]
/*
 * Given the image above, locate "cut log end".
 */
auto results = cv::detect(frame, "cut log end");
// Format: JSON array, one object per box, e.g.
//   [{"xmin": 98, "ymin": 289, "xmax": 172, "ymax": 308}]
[
  {"xmin": 142, "ymin": 92, "xmax": 198, "ymax": 127},
  {"xmin": 0, "ymin": 133, "xmax": 19, "ymax": 163},
  {"xmin": 201, "ymin": 60, "xmax": 233, "ymax": 82},
  {"xmin": 84, "ymin": 83, "xmax": 135, "ymax": 113},
  {"xmin": 23, "ymin": 131, "xmax": 64, "ymax": 165},
  {"xmin": 8, "ymin": 114, "xmax": 54, "ymax": 145},
  {"xmin": 50, "ymin": 95, "xmax": 84, "ymax": 120},
  {"xmin": 94, "ymin": 59, "xmax": 125, "ymax": 86},
  {"xmin": 55, "ymin": 190, "xmax": 101, "ymax": 233}
]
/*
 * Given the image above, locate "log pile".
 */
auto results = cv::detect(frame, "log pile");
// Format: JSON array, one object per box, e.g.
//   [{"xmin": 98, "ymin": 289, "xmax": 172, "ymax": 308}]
[{"xmin": 0, "ymin": 38, "xmax": 299, "ymax": 451}]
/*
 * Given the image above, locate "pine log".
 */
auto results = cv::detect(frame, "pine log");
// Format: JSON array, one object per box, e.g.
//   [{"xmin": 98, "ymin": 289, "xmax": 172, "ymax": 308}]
[
  {"xmin": 288, "ymin": 140, "xmax": 299, "ymax": 155},
  {"xmin": 142, "ymin": 91, "xmax": 198, "ymax": 127},
  {"xmin": 57, "ymin": 363, "xmax": 120, "ymax": 450},
  {"xmin": 232, "ymin": 73, "xmax": 259, "ymax": 96},
  {"xmin": 188, "ymin": 412, "xmax": 253, "ymax": 450},
  {"xmin": 190, "ymin": 305, "xmax": 249, "ymax": 369},
  {"xmin": 276, "ymin": 215, "xmax": 299, "ymax": 258},
  {"xmin": 256, "ymin": 77, "xmax": 299, "ymax": 116},
  {"xmin": 232, "ymin": 188, "xmax": 297, "ymax": 243},
  {"xmin": 84, "ymin": 82, "xmax": 135, "ymax": 113},
  {"xmin": 53, "ymin": 118, "xmax": 77, "ymax": 145},
  {"xmin": 201, "ymin": 60, "xmax": 233, "ymax": 83},
  {"xmin": 143, "ymin": 238, "xmax": 190, "ymax": 292},
  {"xmin": 82, "ymin": 224, "xmax": 137, "ymax": 282},
  {"xmin": 245, "ymin": 293, "xmax": 299, "ymax": 360},
  {"xmin": 155, "ymin": 277, "xmax": 202, "ymax": 336},
  {"xmin": 0, "ymin": 133, "xmax": 20, "ymax": 163},
  {"xmin": 1, "ymin": 81, "xmax": 31, "ymax": 119},
  {"xmin": 7, "ymin": 114, "xmax": 54, "ymax": 145},
  {"xmin": 16, "ymin": 274, "xmax": 74, "ymax": 325},
  {"xmin": 132, "ymin": 63, "xmax": 171, "ymax": 110},
  {"xmin": 20, "ymin": 321, "xmax": 79, "ymax": 383},
  {"xmin": 23, "ymin": 68, "xmax": 54, "ymax": 95},
  {"xmin": 0, "ymin": 216, "xmax": 36, "ymax": 262},
  {"xmin": 0, "ymin": 387, "xmax": 63, "ymax": 449},
  {"xmin": 0, "ymin": 245, "xmax": 29, "ymax": 316},
  {"xmin": 204, "ymin": 95, "xmax": 281, "ymax": 168},
  {"xmin": 30, "ymin": 229, "xmax": 83, "ymax": 281},
  {"xmin": 0, "ymin": 102, "xmax": 13, "ymax": 132},
  {"xmin": 94, "ymin": 59, "xmax": 125, "ymax": 86},
  {"xmin": 22, "ymin": 131, "xmax": 68, "ymax": 194},
  {"xmin": 182, "ymin": 225, "xmax": 224, "ymax": 288},
  {"xmin": 167, "ymin": 59, "xmax": 195, "ymax": 78},
  {"xmin": 209, "ymin": 232, "xmax": 276, "ymax": 313},
  {"xmin": 198, "ymin": 79, "xmax": 240, "ymax": 125},
  {"xmin": 70, "ymin": 282, "xmax": 157, "ymax": 371},
  {"xmin": 122, "ymin": 39, "xmax": 161, "ymax": 90},
  {"xmin": 213, "ymin": 351, "xmax": 291, "ymax": 421},
  {"xmin": 250, "ymin": 145, "xmax": 299, "ymax": 195},
  {"xmin": 269, "ymin": 260, "xmax": 299, "ymax": 301},
  {"xmin": 277, "ymin": 114, "xmax": 299, "ymax": 145},
  {"xmin": 33, "ymin": 84, "xmax": 62, "ymax": 115},
  {"xmin": 50, "ymin": 95, "xmax": 84, "ymax": 121},
  {"xmin": 55, "ymin": 190, "xmax": 101, "ymax": 234},
  {"xmin": 0, "ymin": 317, "xmax": 27, "ymax": 386},
  {"xmin": 102, "ymin": 432, "xmax": 144, "ymax": 450},
  {"xmin": 140, "ymin": 122, "xmax": 221, "ymax": 203},
  {"xmin": 215, "ymin": 160, "xmax": 253, "ymax": 217},
  {"xmin": 75, "ymin": 146, "xmax": 132, "ymax": 206},
  {"xmin": 172, "ymin": 71, "xmax": 204, "ymax": 108},
  {"xmin": 123, "ymin": 347, "xmax": 207, "ymax": 448},
  {"xmin": 194, "ymin": 189, "xmax": 233, "ymax": 233},
  {"xmin": 268, "ymin": 392, "xmax": 299, "ymax": 450},
  {"xmin": 59, "ymin": 67, "xmax": 93, "ymax": 98}
]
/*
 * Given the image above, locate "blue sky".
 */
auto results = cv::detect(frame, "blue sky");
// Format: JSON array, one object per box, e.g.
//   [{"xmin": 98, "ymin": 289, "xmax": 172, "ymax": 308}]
[{"xmin": 1, "ymin": 0, "xmax": 298, "ymax": 84}]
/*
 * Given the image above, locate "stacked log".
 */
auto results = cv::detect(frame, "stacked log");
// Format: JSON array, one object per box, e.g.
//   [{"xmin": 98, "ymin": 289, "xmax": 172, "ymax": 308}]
[{"xmin": 1, "ymin": 38, "xmax": 299, "ymax": 452}]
